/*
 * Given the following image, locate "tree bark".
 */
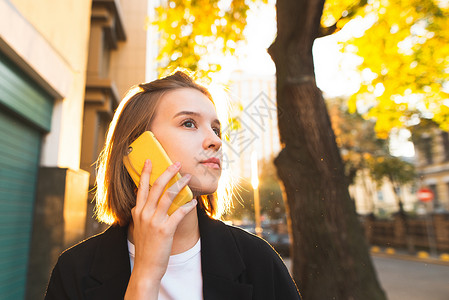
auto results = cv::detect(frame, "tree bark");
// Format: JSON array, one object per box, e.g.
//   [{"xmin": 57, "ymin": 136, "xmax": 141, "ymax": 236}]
[
  {"xmin": 391, "ymin": 181, "xmax": 415, "ymax": 253},
  {"xmin": 268, "ymin": 0, "xmax": 387, "ymax": 299}
]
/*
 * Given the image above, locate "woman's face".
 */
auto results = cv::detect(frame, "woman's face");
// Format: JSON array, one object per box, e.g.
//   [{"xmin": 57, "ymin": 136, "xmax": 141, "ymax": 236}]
[{"xmin": 150, "ymin": 88, "xmax": 222, "ymax": 197}]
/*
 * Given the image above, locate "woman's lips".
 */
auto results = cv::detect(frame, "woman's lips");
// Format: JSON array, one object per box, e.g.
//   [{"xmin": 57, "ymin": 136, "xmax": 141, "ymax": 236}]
[
  {"xmin": 200, "ymin": 162, "xmax": 221, "ymax": 169},
  {"xmin": 200, "ymin": 157, "xmax": 221, "ymax": 169}
]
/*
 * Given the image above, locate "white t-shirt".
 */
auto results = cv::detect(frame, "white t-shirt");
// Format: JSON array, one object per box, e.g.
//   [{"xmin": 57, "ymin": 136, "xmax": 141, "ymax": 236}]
[{"xmin": 127, "ymin": 238, "xmax": 203, "ymax": 300}]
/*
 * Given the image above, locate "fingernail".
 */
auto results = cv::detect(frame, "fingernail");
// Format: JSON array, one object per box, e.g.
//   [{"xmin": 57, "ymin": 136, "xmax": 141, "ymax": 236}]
[
  {"xmin": 181, "ymin": 199, "xmax": 196, "ymax": 208},
  {"xmin": 174, "ymin": 161, "xmax": 181, "ymax": 168},
  {"xmin": 184, "ymin": 174, "xmax": 191, "ymax": 180},
  {"xmin": 145, "ymin": 159, "xmax": 150, "ymax": 166}
]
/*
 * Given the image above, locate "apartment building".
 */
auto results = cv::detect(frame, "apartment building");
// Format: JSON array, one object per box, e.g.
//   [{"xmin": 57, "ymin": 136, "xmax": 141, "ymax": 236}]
[{"xmin": 0, "ymin": 0, "xmax": 151, "ymax": 298}]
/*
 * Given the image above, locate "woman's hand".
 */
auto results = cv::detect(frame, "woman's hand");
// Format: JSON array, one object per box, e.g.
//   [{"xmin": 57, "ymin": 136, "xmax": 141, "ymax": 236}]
[{"xmin": 124, "ymin": 159, "xmax": 196, "ymax": 300}]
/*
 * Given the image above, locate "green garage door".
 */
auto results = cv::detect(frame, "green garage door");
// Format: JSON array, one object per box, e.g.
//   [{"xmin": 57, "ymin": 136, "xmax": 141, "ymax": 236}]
[
  {"xmin": 0, "ymin": 110, "xmax": 42, "ymax": 299},
  {"xmin": 0, "ymin": 53, "xmax": 53, "ymax": 299}
]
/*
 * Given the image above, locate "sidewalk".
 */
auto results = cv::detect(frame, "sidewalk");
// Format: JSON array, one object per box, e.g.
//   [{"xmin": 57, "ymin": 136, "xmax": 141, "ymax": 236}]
[
  {"xmin": 282, "ymin": 249, "xmax": 449, "ymax": 300},
  {"xmin": 370, "ymin": 246, "xmax": 449, "ymax": 267},
  {"xmin": 372, "ymin": 255, "xmax": 449, "ymax": 300},
  {"xmin": 281, "ymin": 247, "xmax": 449, "ymax": 273}
]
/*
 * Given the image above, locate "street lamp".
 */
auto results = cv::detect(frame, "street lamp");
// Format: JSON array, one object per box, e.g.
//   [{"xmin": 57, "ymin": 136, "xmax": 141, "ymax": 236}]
[{"xmin": 251, "ymin": 151, "xmax": 262, "ymax": 237}]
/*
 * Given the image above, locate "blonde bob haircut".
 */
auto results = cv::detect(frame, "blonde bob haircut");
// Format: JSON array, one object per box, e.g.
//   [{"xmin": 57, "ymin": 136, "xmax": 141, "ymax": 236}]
[{"xmin": 95, "ymin": 71, "xmax": 220, "ymax": 226}]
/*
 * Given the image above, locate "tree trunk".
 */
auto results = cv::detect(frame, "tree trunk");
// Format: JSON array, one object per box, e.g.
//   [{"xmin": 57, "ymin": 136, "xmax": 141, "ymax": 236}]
[
  {"xmin": 392, "ymin": 182, "xmax": 415, "ymax": 253},
  {"xmin": 268, "ymin": 0, "xmax": 387, "ymax": 299}
]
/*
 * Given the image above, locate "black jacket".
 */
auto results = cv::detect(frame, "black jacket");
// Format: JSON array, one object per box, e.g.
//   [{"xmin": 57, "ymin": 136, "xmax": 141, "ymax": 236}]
[{"xmin": 45, "ymin": 209, "xmax": 301, "ymax": 299}]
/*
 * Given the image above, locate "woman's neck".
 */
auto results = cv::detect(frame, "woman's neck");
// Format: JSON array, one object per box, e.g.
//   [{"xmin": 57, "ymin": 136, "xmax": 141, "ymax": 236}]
[{"xmin": 171, "ymin": 206, "xmax": 200, "ymax": 255}]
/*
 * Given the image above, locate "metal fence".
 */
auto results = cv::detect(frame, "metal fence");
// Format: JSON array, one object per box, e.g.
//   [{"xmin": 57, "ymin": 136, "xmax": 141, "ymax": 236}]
[{"xmin": 359, "ymin": 213, "xmax": 449, "ymax": 252}]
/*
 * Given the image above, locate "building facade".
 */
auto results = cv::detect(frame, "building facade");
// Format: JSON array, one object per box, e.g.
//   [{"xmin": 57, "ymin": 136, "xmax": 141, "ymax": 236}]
[
  {"xmin": 0, "ymin": 0, "xmax": 150, "ymax": 298},
  {"xmin": 349, "ymin": 169, "xmax": 417, "ymax": 216},
  {"xmin": 226, "ymin": 71, "xmax": 280, "ymax": 180},
  {"xmin": 349, "ymin": 126, "xmax": 449, "ymax": 216},
  {"xmin": 414, "ymin": 128, "xmax": 449, "ymax": 211}
]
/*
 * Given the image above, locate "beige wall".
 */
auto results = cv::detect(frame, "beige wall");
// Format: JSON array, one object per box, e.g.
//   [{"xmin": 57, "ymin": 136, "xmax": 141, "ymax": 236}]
[
  {"xmin": 10, "ymin": 0, "xmax": 91, "ymax": 72},
  {"xmin": 6, "ymin": 0, "xmax": 92, "ymax": 170},
  {"xmin": 415, "ymin": 129, "xmax": 449, "ymax": 210},
  {"xmin": 110, "ymin": 0, "xmax": 149, "ymax": 99},
  {"xmin": 349, "ymin": 169, "xmax": 417, "ymax": 215},
  {"xmin": 2, "ymin": 0, "xmax": 152, "ymax": 168}
]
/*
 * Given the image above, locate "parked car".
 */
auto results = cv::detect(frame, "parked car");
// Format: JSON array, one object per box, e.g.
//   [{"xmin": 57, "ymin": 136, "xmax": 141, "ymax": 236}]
[
  {"xmin": 234, "ymin": 223, "xmax": 291, "ymax": 257},
  {"xmin": 262, "ymin": 229, "xmax": 291, "ymax": 257},
  {"xmin": 237, "ymin": 224, "xmax": 256, "ymax": 235}
]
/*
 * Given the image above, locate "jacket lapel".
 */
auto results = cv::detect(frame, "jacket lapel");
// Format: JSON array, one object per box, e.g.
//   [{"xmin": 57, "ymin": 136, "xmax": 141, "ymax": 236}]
[
  {"xmin": 81, "ymin": 211, "xmax": 253, "ymax": 299},
  {"xmin": 198, "ymin": 210, "xmax": 253, "ymax": 300},
  {"xmin": 84, "ymin": 225, "xmax": 131, "ymax": 300}
]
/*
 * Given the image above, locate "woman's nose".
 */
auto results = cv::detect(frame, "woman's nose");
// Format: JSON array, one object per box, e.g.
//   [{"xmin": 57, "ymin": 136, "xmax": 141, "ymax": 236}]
[{"xmin": 203, "ymin": 128, "xmax": 222, "ymax": 151}]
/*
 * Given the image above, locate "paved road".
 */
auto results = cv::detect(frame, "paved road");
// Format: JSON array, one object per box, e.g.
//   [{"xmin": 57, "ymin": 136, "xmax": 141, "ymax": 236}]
[
  {"xmin": 283, "ymin": 255, "xmax": 449, "ymax": 300},
  {"xmin": 373, "ymin": 255, "xmax": 449, "ymax": 300}
]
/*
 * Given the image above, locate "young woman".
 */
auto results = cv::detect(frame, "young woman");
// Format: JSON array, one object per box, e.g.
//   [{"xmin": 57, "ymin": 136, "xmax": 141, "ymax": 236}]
[{"xmin": 45, "ymin": 71, "xmax": 301, "ymax": 300}]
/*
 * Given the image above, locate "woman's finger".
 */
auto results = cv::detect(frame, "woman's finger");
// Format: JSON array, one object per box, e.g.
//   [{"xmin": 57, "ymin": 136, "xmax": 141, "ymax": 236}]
[
  {"xmin": 166, "ymin": 199, "xmax": 198, "ymax": 228},
  {"xmin": 135, "ymin": 159, "xmax": 152, "ymax": 213},
  {"xmin": 155, "ymin": 173, "xmax": 192, "ymax": 215},
  {"xmin": 143, "ymin": 162, "xmax": 181, "ymax": 212}
]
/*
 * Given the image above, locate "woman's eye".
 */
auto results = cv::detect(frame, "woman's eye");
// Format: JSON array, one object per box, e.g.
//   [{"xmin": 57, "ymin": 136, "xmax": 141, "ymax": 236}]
[
  {"xmin": 182, "ymin": 120, "xmax": 196, "ymax": 128},
  {"xmin": 182, "ymin": 119, "xmax": 220, "ymax": 137}
]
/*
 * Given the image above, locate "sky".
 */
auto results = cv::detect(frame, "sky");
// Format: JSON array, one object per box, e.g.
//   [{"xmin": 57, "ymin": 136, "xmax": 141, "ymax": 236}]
[
  {"xmin": 227, "ymin": 1, "xmax": 364, "ymax": 97},
  {"xmin": 229, "ymin": 2, "xmax": 416, "ymax": 157},
  {"xmin": 146, "ymin": 0, "xmax": 368, "ymax": 97},
  {"xmin": 145, "ymin": 1, "xmax": 417, "ymax": 157}
]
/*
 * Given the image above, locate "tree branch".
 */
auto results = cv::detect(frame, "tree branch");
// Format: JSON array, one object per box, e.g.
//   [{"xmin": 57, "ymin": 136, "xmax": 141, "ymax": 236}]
[
  {"xmin": 318, "ymin": 0, "xmax": 368, "ymax": 38},
  {"xmin": 318, "ymin": 23, "xmax": 339, "ymax": 38}
]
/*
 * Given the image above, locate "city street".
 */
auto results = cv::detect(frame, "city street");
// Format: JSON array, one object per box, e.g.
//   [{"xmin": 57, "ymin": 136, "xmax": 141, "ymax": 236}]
[
  {"xmin": 283, "ymin": 255, "xmax": 449, "ymax": 300},
  {"xmin": 373, "ymin": 255, "xmax": 449, "ymax": 300}
]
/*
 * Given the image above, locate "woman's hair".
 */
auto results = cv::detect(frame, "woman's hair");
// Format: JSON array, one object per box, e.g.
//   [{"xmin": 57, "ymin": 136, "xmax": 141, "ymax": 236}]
[{"xmin": 95, "ymin": 71, "xmax": 220, "ymax": 226}]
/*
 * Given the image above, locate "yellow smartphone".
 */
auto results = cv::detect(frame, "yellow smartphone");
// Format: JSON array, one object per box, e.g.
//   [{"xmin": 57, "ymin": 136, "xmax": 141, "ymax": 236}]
[{"xmin": 123, "ymin": 131, "xmax": 193, "ymax": 215}]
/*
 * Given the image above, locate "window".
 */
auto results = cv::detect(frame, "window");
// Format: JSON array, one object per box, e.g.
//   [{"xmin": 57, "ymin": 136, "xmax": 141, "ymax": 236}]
[
  {"xmin": 377, "ymin": 190, "xmax": 384, "ymax": 202},
  {"xmin": 421, "ymin": 136, "xmax": 433, "ymax": 164},
  {"xmin": 441, "ymin": 131, "xmax": 449, "ymax": 161}
]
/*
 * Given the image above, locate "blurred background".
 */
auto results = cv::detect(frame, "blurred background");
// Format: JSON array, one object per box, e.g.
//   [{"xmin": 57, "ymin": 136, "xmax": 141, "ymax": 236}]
[{"xmin": 0, "ymin": 0, "xmax": 448, "ymax": 299}]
